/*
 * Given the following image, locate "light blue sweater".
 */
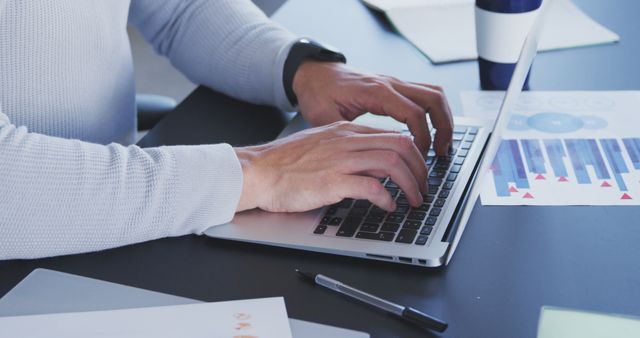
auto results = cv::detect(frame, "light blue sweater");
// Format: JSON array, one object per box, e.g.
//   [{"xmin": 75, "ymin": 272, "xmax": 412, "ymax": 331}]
[{"xmin": 0, "ymin": 0, "xmax": 297, "ymax": 259}]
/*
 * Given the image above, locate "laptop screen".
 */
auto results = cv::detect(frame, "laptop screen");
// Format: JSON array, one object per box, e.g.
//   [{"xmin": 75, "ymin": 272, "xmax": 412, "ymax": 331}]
[{"xmin": 445, "ymin": 0, "xmax": 553, "ymax": 264}]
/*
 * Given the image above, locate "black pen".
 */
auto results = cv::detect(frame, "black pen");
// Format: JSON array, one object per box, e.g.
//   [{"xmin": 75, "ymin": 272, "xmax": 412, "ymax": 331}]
[{"xmin": 295, "ymin": 269, "xmax": 448, "ymax": 332}]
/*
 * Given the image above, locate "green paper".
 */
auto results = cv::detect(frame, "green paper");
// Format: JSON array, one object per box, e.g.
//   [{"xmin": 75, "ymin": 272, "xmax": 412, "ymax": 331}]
[{"xmin": 538, "ymin": 306, "xmax": 640, "ymax": 338}]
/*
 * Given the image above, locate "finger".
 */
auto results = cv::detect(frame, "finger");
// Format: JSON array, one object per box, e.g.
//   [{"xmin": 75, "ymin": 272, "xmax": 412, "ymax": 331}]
[
  {"xmin": 337, "ymin": 150, "xmax": 424, "ymax": 207},
  {"xmin": 396, "ymin": 82, "xmax": 454, "ymax": 155},
  {"xmin": 335, "ymin": 175, "xmax": 396, "ymax": 211},
  {"xmin": 329, "ymin": 133, "xmax": 428, "ymax": 193},
  {"xmin": 357, "ymin": 82, "xmax": 432, "ymax": 156}
]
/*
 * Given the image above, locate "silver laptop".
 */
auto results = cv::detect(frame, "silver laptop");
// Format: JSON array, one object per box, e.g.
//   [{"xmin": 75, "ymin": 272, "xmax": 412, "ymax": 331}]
[{"xmin": 205, "ymin": 1, "xmax": 550, "ymax": 267}]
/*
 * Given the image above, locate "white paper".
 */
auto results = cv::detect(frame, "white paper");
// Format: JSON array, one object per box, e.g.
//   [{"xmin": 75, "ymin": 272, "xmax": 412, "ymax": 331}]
[
  {"xmin": 0, "ymin": 297, "xmax": 293, "ymax": 338},
  {"xmin": 461, "ymin": 91, "xmax": 640, "ymax": 205},
  {"xmin": 363, "ymin": 0, "xmax": 619, "ymax": 63}
]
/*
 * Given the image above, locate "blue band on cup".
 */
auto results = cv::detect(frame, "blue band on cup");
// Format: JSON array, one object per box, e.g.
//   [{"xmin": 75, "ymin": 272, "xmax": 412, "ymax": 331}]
[
  {"xmin": 478, "ymin": 57, "xmax": 531, "ymax": 90},
  {"xmin": 476, "ymin": 0, "xmax": 542, "ymax": 13}
]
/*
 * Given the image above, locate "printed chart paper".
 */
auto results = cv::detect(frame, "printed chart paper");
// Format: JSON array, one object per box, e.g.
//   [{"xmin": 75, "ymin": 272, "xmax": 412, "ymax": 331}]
[
  {"xmin": 461, "ymin": 91, "xmax": 640, "ymax": 205},
  {"xmin": 0, "ymin": 297, "xmax": 292, "ymax": 338}
]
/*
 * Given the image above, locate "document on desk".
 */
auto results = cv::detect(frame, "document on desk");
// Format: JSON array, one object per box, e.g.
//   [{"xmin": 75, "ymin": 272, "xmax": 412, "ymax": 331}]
[
  {"xmin": 537, "ymin": 306, "xmax": 640, "ymax": 338},
  {"xmin": 0, "ymin": 297, "xmax": 293, "ymax": 338},
  {"xmin": 362, "ymin": 0, "xmax": 619, "ymax": 63},
  {"xmin": 461, "ymin": 91, "xmax": 640, "ymax": 206}
]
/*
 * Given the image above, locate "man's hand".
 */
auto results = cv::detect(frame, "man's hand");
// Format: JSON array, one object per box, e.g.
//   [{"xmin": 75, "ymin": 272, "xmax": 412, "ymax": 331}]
[
  {"xmin": 235, "ymin": 122, "xmax": 428, "ymax": 213},
  {"xmin": 293, "ymin": 61, "xmax": 454, "ymax": 156}
]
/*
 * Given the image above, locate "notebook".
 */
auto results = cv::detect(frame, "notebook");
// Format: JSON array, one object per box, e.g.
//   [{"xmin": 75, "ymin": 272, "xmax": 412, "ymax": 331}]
[
  {"xmin": 0, "ymin": 269, "xmax": 368, "ymax": 338},
  {"xmin": 362, "ymin": 0, "xmax": 619, "ymax": 63}
]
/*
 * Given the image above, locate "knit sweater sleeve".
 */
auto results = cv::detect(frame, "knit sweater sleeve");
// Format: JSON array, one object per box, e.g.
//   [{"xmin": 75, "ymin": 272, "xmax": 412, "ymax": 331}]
[
  {"xmin": 0, "ymin": 111, "xmax": 243, "ymax": 260},
  {"xmin": 128, "ymin": 0, "xmax": 298, "ymax": 111}
]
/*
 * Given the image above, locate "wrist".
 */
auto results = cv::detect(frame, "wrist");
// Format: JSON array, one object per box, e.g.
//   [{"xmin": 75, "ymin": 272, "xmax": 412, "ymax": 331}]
[{"xmin": 234, "ymin": 146, "xmax": 262, "ymax": 212}]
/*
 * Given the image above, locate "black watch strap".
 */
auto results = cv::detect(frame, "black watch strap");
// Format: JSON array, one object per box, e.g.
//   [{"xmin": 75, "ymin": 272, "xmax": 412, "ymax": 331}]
[{"xmin": 283, "ymin": 38, "xmax": 347, "ymax": 106}]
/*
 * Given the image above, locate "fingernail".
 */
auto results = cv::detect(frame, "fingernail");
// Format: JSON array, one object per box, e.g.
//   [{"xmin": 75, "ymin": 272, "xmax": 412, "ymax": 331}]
[
  {"xmin": 389, "ymin": 201, "xmax": 397, "ymax": 211},
  {"xmin": 416, "ymin": 191, "xmax": 424, "ymax": 204}
]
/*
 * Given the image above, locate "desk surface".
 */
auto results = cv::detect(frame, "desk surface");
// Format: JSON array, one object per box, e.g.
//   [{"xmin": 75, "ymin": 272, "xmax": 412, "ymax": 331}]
[{"xmin": 2, "ymin": 1, "xmax": 640, "ymax": 337}]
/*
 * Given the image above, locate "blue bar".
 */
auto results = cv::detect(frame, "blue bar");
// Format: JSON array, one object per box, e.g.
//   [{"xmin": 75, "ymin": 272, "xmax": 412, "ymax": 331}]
[
  {"xmin": 565, "ymin": 139, "xmax": 590, "ymax": 184},
  {"xmin": 521, "ymin": 139, "xmax": 546, "ymax": 174},
  {"xmin": 623, "ymin": 138, "xmax": 640, "ymax": 170},
  {"xmin": 491, "ymin": 140, "xmax": 530, "ymax": 197},
  {"xmin": 544, "ymin": 139, "xmax": 568, "ymax": 178},
  {"xmin": 585, "ymin": 139, "xmax": 610, "ymax": 179},
  {"xmin": 600, "ymin": 139, "xmax": 629, "ymax": 191}
]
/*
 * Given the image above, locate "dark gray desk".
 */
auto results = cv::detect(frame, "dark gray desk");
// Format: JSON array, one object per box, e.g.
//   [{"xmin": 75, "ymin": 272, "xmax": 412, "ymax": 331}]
[{"xmin": 2, "ymin": 1, "xmax": 639, "ymax": 337}]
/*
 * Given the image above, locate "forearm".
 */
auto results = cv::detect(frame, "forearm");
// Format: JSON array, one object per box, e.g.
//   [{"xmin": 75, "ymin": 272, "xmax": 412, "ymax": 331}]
[
  {"xmin": 0, "ymin": 114, "xmax": 242, "ymax": 260},
  {"xmin": 129, "ymin": 0, "xmax": 297, "ymax": 110}
]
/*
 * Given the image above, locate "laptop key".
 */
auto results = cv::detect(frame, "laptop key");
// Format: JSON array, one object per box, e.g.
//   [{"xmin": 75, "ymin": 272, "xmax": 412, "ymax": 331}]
[
  {"xmin": 457, "ymin": 149, "xmax": 469, "ymax": 157},
  {"xmin": 319, "ymin": 216, "xmax": 330, "ymax": 225},
  {"xmin": 381, "ymin": 222, "xmax": 400, "ymax": 232},
  {"xmin": 429, "ymin": 208, "xmax": 442, "ymax": 217},
  {"xmin": 454, "ymin": 126, "xmax": 468, "ymax": 134},
  {"xmin": 364, "ymin": 215, "xmax": 384, "ymax": 224},
  {"xmin": 407, "ymin": 211, "xmax": 427, "ymax": 221},
  {"xmin": 452, "ymin": 133, "xmax": 465, "ymax": 141},
  {"xmin": 443, "ymin": 182, "xmax": 454, "ymax": 190},
  {"xmin": 447, "ymin": 173, "xmax": 457, "ymax": 181},
  {"xmin": 465, "ymin": 134, "xmax": 476, "ymax": 142},
  {"xmin": 450, "ymin": 165, "xmax": 462, "ymax": 173},
  {"xmin": 356, "ymin": 231, "xmax": 395, "ymax": 241},
  {"xmin": 439, "ymin": 190, "xmax": 450, "ymax": 198},
  {"xmin": 360, "ymin": 223, "xmax": 380, "ymax": 232},
  {"xmin": 468, "ymin": 127, "xmax": 479, "ymax": 135},
  {"xmin": 461, "ymin": 142, "xmax": 472, "ymax": 150},
  {"xmin": 349, "ymin": 208, "xmax": 368, "ymax": 217},
  {"xmin": 336, "ymin": 199, "xmax": 353, "ymax": 208},
  {"xmin": 429, "ymin": 171, "xmax": 446, "ymax": 179},
  {"xmin": 336, "ymin": 217, "xmax": 361, "ymax": 237},
  {"xmin": 425, "ymin": 216, "xmax": 437, "ymax": 225},
  {"xmin": 386, "ymin": 213, "xmax": 405, "ymax": 223},
  {"xmin": 420, "ymin": 226, "xmax": 433, "ymax": 235},
  {"xmin": 395, "ymin": 229, "xmax": 418, "ymax": 244},
  {"xmin": 325, "ymin": 207, "xmax": 338, "ymax": 216},
  {"xmin": 428, "ymin": 185, "xmax": 439, "ymax": 194},
  {"xmin": 425, "ymin": 195, "xmax": 435, "ymax": 203},
  {"xmin": 369, "ymin": 209, "xmax": 386, "ymax": 217},
  {"xmin": 403, "ymin": 220, "xmax": 421, "ymax": 230},
  {"xmin": 396, "ymin": 196, "xmax": 409, "ymax": 205},
  {"xmin": 393, "ymin": 205, "xmax": 409, "ymax": 214},
  {"xmin": 428, "ymin": 178, "xmax": 443, "ymax": 185},
  {"xmin": 434, "ymin": 198, "xmax": 446, "ymax": 208},
  {"xmin": 329, "ymin": 217, "xmax": 342, "ymax": 226},
  {"xmin": 413, "ymin": 203, "xmax": 430, "ymax": 212},
  {"xmin": 314, "ymin": 225, "xmax": 327, "ymax": 234},
  {"xmin": 415, "ymin": 235, "xmax": 429, "ymax": 245},
  {"xmin": 354, "ymin": 200, "xmax": 371, "ymax": 208}
]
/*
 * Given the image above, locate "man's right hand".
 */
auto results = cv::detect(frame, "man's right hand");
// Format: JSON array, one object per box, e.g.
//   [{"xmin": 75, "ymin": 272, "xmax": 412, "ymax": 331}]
[{"xmin": 234, "ymin": 121, "xmax": 428, "ymax": 213}]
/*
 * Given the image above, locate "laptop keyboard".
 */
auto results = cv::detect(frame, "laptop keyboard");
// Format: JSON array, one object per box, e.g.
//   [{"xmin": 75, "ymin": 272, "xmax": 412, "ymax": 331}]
[{"xmin": 313, "ymin": 125, "xmax": 478, "ymax": 246}]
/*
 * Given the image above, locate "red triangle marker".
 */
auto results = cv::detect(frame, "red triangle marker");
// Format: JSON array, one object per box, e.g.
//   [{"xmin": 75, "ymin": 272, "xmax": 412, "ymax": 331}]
[
  {"xmin": 558, "ymin": 176, "xmax": 569, "ymax": 182},
  {"xmin": 535, "ymin": 174, "xmax": 546, "ymax": 180},
  {"xmin": 509, "ymin": 186, "xmax": 519, "ymax": 193},
  {"xmin": 621, "ymin": 193, "xmax": 632, "ymax": 200},
  {"xmin": 523, "ymin": 192, "xmax": 534, "ymax": 199},
  {"xmin": 601, "ymin": 181, "xmax": 612, "ymax": 187}
]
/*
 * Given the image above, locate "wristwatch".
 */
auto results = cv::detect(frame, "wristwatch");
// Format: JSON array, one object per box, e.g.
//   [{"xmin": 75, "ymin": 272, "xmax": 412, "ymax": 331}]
[{"xmin": 283, "ymin": 38, "xmax": 347, "ymax": 106}]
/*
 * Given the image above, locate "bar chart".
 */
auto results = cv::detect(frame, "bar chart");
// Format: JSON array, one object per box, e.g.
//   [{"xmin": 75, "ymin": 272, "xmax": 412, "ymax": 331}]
[
  {"xmin": 464, "ymin": 91, "xmax": 640, "ymax": 205},
  {"xmin": 491, "ymin": 137, "xmax": 640, "ymax": 201}
]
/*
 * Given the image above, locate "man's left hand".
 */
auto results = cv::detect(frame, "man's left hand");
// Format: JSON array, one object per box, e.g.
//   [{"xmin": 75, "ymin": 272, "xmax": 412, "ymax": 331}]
[{"xmin": 292, "ymin": 61, "xmax": 454, "ymax": 156}]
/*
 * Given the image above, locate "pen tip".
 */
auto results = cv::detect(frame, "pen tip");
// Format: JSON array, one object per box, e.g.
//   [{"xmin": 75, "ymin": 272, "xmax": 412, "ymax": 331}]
[{"xmin": 294, "ymin": 268, "xmax": 316, "ymax": 282}]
